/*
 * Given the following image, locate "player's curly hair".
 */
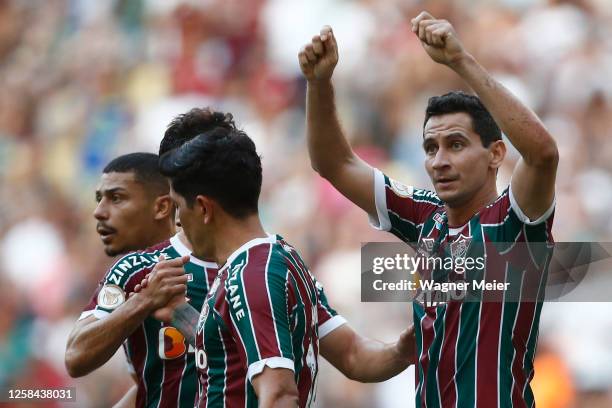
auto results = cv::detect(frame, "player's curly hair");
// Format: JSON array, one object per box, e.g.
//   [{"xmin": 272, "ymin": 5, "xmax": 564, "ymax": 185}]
[
  {"xmin": 159, "ymin": 107, "xmax": 237, "ymax": 156},
  {"xmin": 424, "ymin": 91, "xmax": 502, "ymax": 147},
  {"xmin": 159, "ymin": 110, "xmax": 262, "ymax": 218}
]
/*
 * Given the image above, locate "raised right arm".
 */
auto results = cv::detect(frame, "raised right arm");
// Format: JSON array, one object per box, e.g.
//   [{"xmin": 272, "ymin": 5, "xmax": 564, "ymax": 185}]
[{"xmin": 300, "ymin": 26, "xmax": 375, "ymax": 216}]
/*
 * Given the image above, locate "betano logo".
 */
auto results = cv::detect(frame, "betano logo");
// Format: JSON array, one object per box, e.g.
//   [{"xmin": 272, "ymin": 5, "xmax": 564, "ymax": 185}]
[{"xmin": 158, "ymin": 327, "xmax": 194, "ymax": 359}]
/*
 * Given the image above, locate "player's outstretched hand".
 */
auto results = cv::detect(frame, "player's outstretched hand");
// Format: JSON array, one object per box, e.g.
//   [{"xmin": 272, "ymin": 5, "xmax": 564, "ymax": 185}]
[
  {"xmin": 298, "ymin": 25, "xmax": 338, "ymax": 82},
  {"xmin": 397, "ymin": 324, "xmax": 416, "ymax": 365},
  {"xmin": 135, "ymin": 254, "xmax": 189, "ymax": 322},
  {"xmin": 411, "ymin": 11, "xmax": 467, "ymax": 67}
]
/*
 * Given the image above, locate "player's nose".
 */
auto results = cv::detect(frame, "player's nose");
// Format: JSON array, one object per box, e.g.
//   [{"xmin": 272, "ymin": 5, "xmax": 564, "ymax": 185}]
[
  {"xmin": 93, "ymin": 199, "xmax": 109, "ymax": 220},
  {"xmin": 431, "ymin": 148, "xmax": 451, "ymax": 170}
]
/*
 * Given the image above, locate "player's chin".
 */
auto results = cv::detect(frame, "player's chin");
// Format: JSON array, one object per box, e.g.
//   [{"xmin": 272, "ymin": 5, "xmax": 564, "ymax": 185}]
[
  {"xmin": 435, "ymin": 189, "xmax": 462, "ymax": 205},
  {"xmin": 103, "ymin": 243, "xmax": 124, "ymax": 257}
]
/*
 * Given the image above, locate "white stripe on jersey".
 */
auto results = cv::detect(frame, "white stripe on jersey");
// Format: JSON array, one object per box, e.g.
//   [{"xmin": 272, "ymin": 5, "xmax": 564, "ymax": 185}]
[{"xmin": 239, "ymin": 247, "xmax": 262, "ymax": 360}]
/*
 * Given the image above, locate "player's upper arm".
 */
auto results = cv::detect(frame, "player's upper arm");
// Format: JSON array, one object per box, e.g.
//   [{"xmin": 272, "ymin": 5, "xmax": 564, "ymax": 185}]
[
  {"xmin": 251, "ymin": 365, "xmax": 299, "ymax": 407},
  {"xmin": 320, "ymin": 154, "xmax": 376, "ymax": 217},
  {"xmin": 510, "ymin": 153, "xmax": 558, "ymax": 223}
]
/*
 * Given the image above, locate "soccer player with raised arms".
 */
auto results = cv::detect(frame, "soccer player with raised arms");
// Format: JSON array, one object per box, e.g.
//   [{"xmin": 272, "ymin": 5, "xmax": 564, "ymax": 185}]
[{"xmin": 299, "ymin": 11, "xmax": 558, "ymax": 408}]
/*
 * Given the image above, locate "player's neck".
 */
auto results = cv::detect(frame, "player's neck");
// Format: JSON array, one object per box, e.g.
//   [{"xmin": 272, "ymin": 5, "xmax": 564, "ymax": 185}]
[
  {"xmin": 212, "ymin": 214, "xmax": 267, "ymax": 266},
  {"xmin": 147, "ymin": 224, "xmax": 176, "ymax": 248},
  {"xmin": 445, "ymin": 184, "xmax": 498, "ymax": 227}
]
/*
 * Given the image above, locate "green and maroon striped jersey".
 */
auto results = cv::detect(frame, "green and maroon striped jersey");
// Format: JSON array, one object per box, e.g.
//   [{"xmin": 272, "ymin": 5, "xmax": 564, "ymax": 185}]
[
  {"xmin": 369, "ymin": 169, "xmax": 555, "ymax": 408},
  {"xmin": 81, "ymin": 234, "xmax": 218, "ymax": 408},
  {"xmin": 195, "ymin": 235, "xmax": 345, "ymax": 408}
]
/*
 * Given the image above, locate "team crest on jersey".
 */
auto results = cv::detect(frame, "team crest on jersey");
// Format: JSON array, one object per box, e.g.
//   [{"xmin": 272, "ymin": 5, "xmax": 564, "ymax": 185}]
[
  {"xmin": 389, "ymin": 178, "xmax": 413, "ymax": 198},
  {"xmin": 97, "ymin": 284, "xmax": 125, "ymax": 310},
  {"xmin": 450, "ymin": 234, "xmax": 472, "ymax": 260}
]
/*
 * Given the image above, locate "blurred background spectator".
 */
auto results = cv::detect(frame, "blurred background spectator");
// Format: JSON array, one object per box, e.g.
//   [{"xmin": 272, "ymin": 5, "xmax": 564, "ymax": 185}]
[{"xmin": 1, "ymin": 0, "xmax": 611, "ymax": 406}]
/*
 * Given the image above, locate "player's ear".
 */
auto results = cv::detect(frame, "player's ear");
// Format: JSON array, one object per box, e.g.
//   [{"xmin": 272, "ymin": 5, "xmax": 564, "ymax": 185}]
[
  {"xmin": 153, "ymin": 194, "xmax": 174, "ymax": 221},
  {"xmin": 195, "ymin": 195, "xmax": 214, "ymax": 224},
  {"xmin": 489, "ymin": 140, "xmax": 506, "ymax": 170}
]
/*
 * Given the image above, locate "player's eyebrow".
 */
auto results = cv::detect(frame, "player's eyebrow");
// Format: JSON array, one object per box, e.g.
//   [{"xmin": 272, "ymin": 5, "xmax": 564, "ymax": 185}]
[
  {"xmin": 444, "ymin": 131, "xmax": 469, "ymax": 140},
  {"xmin": 100, "ymin": 187, "xmax": 129, "ymax": 195}
]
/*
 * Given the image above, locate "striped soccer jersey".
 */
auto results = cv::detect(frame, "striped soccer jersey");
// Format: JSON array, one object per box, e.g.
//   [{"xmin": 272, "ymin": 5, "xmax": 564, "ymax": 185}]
[
  {"xmin": 81, "ymin": 234, "xmax": 218, "ymax": 408},
  {"xmin": 194, "ymin": 235, "xmax": 346, "ymax": 408},
  {"xmin": 370, "ymin": 169, "xmax": 555, "ymax": 408}
]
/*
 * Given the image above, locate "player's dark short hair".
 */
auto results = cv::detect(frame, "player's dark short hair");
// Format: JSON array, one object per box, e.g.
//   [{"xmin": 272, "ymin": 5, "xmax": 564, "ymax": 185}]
[
  {"xmin": 159, "ymin": 121, "xmax": 262, "ymax": 218},
  {"xmin": 424, "ymin": 91, "xmax": 502, "ymax": 147},
  {"xmin": 159, "ymin": 108, "xmax": 236, "ymax": 156},
  {"xmin": 103, "ymin": 152, "xmax": 169, "ymax": 196}
]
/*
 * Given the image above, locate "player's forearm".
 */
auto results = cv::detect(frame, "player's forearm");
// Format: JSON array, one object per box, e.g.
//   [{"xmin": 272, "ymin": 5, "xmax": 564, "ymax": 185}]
[
  {"xmin": 65, "ymin": 295, "xmax": 153, "ymax": 377},
  {"xmin": 450, "ymin": 54, "xmax": 558, "ymax": 167},
  {"xmin": 344, "ymin": 337, "xmax": 412, "ymax": 382},
  {"xmin": 306, "ymin": 79, "xmax": 355, "ymax": 177},
  {"xmin": 170, "ymin": 302, "xmax": 199, "ymax": 346}
]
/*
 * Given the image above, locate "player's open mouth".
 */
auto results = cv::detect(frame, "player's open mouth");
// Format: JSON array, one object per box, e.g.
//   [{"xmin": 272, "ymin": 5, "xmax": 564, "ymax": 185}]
[
  {"xmin": 97, "ymin": 226, "xmax": 116, "ymax": 243},
  {"xmin": 100, "ymin": 233, "xmax": 114, "ymax": 244}
]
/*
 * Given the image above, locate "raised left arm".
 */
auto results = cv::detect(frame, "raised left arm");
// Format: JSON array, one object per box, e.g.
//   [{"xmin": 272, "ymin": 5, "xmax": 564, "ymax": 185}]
[{"xmin": 412, "ymin": 11, "xmax": 558, "ymax": 220}]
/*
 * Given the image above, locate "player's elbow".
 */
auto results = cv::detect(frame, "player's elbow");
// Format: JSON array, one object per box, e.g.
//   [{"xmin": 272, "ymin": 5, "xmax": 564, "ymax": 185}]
[
  {"xmin": 541, "ymin": 140, "xmax": 559, "ymax": 167},
  {"xmin": 312, "ymin": 153, "xmax": 356, "ymax": 184},
  {"xmin": 269, "ymin": 390, "xmax": 299, "ymax": 407},
  {"xmin": 338, "ymin": 338, "xmax": 364, "ymax": 382},
  {"xmin": 64, "ymin": 345, "xmax": 90, "ymax": 378},
  {"xmin": 527, "ymin": 137, "xmax": 559, "ymax": 169}
]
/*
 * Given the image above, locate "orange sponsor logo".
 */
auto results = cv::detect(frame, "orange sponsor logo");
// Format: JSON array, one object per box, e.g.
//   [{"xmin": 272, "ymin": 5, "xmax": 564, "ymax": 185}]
[{"xmin": 158, "ymin": 326, "xmax": 187, "ymax": 359}]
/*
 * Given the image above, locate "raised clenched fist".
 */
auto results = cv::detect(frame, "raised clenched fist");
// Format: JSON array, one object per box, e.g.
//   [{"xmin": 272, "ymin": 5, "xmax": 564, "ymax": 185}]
[
  {"xmin": 298, "ymin": 25, "xmax": 339, "ymax": 82},
  {"xmin": 411, "ymin": 11, "xmax": 467, "ymax": 67}
]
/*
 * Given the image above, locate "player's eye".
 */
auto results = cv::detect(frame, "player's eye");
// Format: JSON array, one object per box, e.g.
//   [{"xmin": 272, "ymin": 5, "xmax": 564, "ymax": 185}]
[
  {"xmin": 111, "ymin": 194, "xmax": 123, "ymax": 203},
  {"xmin": 425, "ymin": 144, "xmax": 438, "ymax": 155},
  {"xmin": 451, "ymin": 141, "xmax": 463, "ymax": 150},
  {"xmin": 95, "ymin": 194, "xmax": 102, "ymax": 203}
]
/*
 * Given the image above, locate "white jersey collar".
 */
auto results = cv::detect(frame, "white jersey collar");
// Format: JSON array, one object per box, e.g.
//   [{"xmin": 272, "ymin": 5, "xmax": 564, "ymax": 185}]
[
  {"xmin": 221, "ymin": 234, "xmax": 277, "ymax": 271},
  {"xmin": 169, "ymin": 233, "xmax": 218, "ymax": 268}
]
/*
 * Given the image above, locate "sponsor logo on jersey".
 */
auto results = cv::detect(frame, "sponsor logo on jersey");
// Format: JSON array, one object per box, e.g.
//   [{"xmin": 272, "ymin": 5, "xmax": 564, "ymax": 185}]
[
  {"xmin": 389, "ymin": 179, "xmax": 413, "ymax": 198},
  {"xmin": 107, "ymin": 254, "xmax": 158, "ymax": 285},
  {"xmin": 158, "ymin": 326, "xmax": 188, "ymax": 359},
  {"xmin": 433, "ymin": 212, "xmax": 446, "ymax": 230},
  {"xmin": 413, "ymin": 189, "xmax": 438, "ymax": 199},
  {"xmin": 97, "ymin": 284, "xmax": 125, "ymax": 310},
  {"xmin": 418, "ymin": 238, "xmax": 436, "ymax": 256}
]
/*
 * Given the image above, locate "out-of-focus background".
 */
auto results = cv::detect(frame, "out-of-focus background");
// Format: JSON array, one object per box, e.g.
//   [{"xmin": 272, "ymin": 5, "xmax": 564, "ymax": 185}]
[{"xmin": 1, "ymin": 0, "xmax": 612, "ymax": 406}]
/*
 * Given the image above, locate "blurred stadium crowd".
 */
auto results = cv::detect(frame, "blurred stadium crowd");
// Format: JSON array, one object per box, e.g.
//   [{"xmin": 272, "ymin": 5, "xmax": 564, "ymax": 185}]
[{"xmin": 1, "ymin": 0, "xmax": 612, "ymax": 407}]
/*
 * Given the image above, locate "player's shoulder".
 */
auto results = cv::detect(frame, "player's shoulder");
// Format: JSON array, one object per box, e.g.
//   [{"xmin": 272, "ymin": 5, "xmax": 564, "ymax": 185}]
[
  {"xmin": 478, "ymin": 187, "xmax": 513, "ymax": 225},
  {"xmin": 383, "ymin": 172, "xmax": 443, "ymax": 205},
  {"xmin": 231, "ymin": 235, "xmax": 297, "ymax": 280},
  {"xmin": 103, "ymin": 238, "xmax": 174, "ymax": 288}
]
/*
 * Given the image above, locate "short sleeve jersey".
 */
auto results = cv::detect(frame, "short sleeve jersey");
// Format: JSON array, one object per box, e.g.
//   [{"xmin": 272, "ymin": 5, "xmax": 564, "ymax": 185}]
[
  {"xmin": 194, "ymin": 235, "xmax": 346, "ymax": 408},
  {"xmin": 81, "ymin": 234, "xmax": 218, "ymax": 408},
  {"xmin": 370, "ymin": 169, "xmax": 555, "ymax": 408}
]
